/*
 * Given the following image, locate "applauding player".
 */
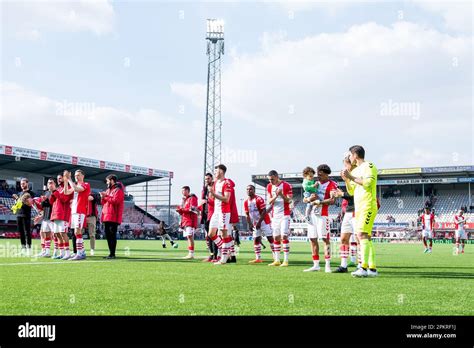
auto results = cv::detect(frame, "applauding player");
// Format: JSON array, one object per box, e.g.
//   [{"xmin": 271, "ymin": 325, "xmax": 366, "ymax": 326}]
[{"xmin": 244, "ymin": 185, "xmax": 274, "ymax": 263}]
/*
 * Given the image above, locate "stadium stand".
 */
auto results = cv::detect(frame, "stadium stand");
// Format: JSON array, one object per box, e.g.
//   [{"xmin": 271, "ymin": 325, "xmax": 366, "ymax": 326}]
[
  {"xmin": 122, "ymin": 204, "xmax": 157, "ymax": 224},
  {"xmin": 253, "ymin": 165, "xmax": 474, "ymax": 239}
]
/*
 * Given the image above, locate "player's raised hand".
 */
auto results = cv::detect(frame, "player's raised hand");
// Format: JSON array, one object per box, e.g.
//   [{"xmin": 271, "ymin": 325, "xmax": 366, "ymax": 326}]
[{"xmin": 331, "ymin": 188, "xmax": 343, "ymax": 198}]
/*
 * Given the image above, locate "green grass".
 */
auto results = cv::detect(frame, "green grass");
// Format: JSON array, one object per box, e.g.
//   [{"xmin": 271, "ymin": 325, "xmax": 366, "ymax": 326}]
[{"xmin": 0, "ymin": 239, "xmax": 472, "ymax": 315}]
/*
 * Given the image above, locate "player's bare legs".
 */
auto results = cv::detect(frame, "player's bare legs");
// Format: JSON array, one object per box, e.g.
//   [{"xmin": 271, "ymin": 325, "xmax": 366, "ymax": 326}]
[
  {"xmin": 268, "ymin": 234, "xmax": 282, "ymax": 266},
  {"xmin": 303, "ymin": 238, "xmax": 320, "ymax": 271},
  {"xmin": 336, "ymin": 232, "xmax": 351, "ymax": 272},
  {"xmin": 184, "ymin": 234, "xmax": 195, "ymax": 259},
  {"xmin": 322, "ymin": 237, "xmax": 331, "ymax": 272},
  {"xmin": 281, "ymin": 234, "xmax": 290, "ymax": 267},
  {"xmin": 208, "ymin": 227, "xmax": 225, "ymax": 264},
  {"xmin": 42, "ymin": 231, "xmax": 52, "ymax": 257},
  {"xmin": 250, "ymin": 236, "xmax": 263, "ymax": 263},
  {"xmin": 214, "ymin": 228, "xmax": 229, "ymax": 264},
  {"xmin": 37, "ymin": 231, "xmax": 46, "ymax": 257},
  {"xmin": 267, "ymin": 236, "xmax": 275, "ymax": 259}
]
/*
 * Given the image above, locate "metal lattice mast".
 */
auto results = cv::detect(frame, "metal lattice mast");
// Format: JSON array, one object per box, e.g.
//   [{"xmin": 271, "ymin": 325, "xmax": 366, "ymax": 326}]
[{"xmin": 204, "ymin": 19, "xmax": 224, "ymax": 178}]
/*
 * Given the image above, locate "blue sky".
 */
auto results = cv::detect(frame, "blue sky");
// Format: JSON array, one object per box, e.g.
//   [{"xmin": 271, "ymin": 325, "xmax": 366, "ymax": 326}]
[{"xmin": 1, "ymin": 0, "xmax": 472, "ymax": 205}]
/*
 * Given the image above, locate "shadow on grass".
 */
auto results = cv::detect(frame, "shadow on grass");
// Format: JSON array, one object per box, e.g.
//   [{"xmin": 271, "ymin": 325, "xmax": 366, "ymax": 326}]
[
  {"xmin": 381, "ymin": 265, "xmax": 474, "ymax": 270},
  {"xmin": 124, "ymin": 257, "xmax": 205, "ymax": 263},
  {"xmin": 119, "ymin": 248, "xmax": 311, "ymax": 256},
  {"xmin": 380, "ymin": 271, "xmax": 474, "ymax": 279}
]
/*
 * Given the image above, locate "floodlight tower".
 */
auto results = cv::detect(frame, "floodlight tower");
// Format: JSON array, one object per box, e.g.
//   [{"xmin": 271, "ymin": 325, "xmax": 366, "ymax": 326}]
[{"xmin": 203, "ymin": 19, "xmax": 224, "ymax": 178}]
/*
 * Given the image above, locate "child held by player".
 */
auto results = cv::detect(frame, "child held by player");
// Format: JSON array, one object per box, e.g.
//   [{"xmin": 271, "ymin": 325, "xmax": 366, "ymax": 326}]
[{"xmin": 302, "ymin": 167, "xmax": 319, "ymax": 222}]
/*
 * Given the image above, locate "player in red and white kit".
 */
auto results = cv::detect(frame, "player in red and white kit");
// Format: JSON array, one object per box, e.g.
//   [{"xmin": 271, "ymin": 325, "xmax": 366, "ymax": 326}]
[
  {"xmin": 32, "ymin": 178, "xmax": 58, "ymax": 257},
  {"xmin": 266, "ymin": 170, "xmax": 293, "ymax": 267},
  {"xmin": 227, "ymin": 178, "xmax": 240, "ymax": 263},
  {"xmin": 50, "ymin": 172, "xmax": 73, "ymax": 259},
  {"xmin": 304, "ymin": 164, "xmax": 337, "ymax": 273},
  {"xmin": 420, "ymin": 207, "xmax": 435, "ymax": 254},
  {"xmin": 244, "ymin": 184, "xmax": 274, "ymax": 263},
  {"xmin": 176, "ymin": 186, "xmax": 198, "ymax": 259},
  {"xmin": 454, "ymin": 210, "xmax": 468, "ymax": 255},
  {"xmin": 207, "ymin": 164, "xmax": 235, "ymax": 265},
  {"xmin": 64, "ymin": 169, "xmax": 91, "ymax": 260}
]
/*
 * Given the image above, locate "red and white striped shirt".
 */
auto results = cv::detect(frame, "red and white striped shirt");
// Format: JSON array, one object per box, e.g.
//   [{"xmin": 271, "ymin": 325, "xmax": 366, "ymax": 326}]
[
  {"xmin": 454, "ymin": 215, "xmax": 466, "ymax": 230},
  {"xmin": 421, "ymin": 213, "xmax": 435, "ymax": 231},
  {"xmin": 244, "ymin": 195, "xmax": 271, "ymax": 225},
  {"xmin": 266, "ymin": 181, "xmax": 293, "ymax": 218},
  {"xmin": 313, "ymin": 180, "xmax": 338, "ymax": 217},
  {"xmin": 213, "ymin": 178, "xmax": 232, "ymax": 214}
]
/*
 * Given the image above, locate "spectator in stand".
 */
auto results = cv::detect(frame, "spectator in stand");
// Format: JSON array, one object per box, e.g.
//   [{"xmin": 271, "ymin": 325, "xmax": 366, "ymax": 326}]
[
  {"xmin": 100, "ymin": 175, "xmax": 125, "ymax": 259},
  {"xmin": 12, "ymin": 178, "xmax": 35, "ymax": 255}
]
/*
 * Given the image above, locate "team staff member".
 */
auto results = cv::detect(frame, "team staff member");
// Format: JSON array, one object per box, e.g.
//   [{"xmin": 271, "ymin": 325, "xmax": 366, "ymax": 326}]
[
  {"xmin": 100, "ymin": 174, "xmax": 125, "ymax": 259},
  {"xmin": 87, "ymin": 192, "xmax": 100, "ymax": 256},
  {"xmin": 12, "ymin": 178, "xmax": 35, "ymax": 255}
]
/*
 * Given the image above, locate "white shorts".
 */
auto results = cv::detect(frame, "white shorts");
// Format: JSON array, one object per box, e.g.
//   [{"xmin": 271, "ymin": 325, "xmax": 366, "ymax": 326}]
[
  {"xmin": 40, "ymin": 220, "xmax": 53, "ymax": 233},
  {"xmin": 341, "ymin": 213, "xmax": 355, "ymax": 234},
  {"xmin": 455, "ymin": 229, "xmax": 466, "ymax": 239},
  {"xmin": 422, "ymin": 229, "xmax": 433, "ymax": 239},
  {"xmin": 183, "ymin": 227, "xmax": 195, "ymax": 237},
  {"xmin": 252, "ymin": 222, "xmax": 273, "ymax": 238},
  {"xmin": 70, "ymin": 213, "xmax": 86, "ymax": 230},
  {"xmin": 209, "ymin": 212, "xmax": 231, "ymax": 231},
  {"xmin": 308, "ymin": 214, "xmax": 330, "ymax": 240},
  {"xmin": 52, "ymin": 220, "xmax": 67, "ymax": 233},
  {"xmin": 271, "ymin": 215, "xmax": 290, "ymax": 237}
]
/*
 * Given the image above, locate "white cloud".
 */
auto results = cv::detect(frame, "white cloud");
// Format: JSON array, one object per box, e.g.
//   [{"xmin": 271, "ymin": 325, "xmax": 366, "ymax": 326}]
[
  {"xmin": 412, "ymin": 0, "xmax": 472, "ymax": 33},
  {"xmin": 170, "ymin": 83, "xmax": 206, "ymax": 110},
  {"xmin": 0, "ymin": 82, "xmax": 204, "ymax": 201},
  {"xmin": 172, "ymin": 21, "xmax": 473, "ymax": 173},
  {"xmin": 3, "ymin": 0, "xmax": 116, "ymax": 40},
  {"xmin": 274, "ymin": 0, "xmax": 351, "ymax": 15}
]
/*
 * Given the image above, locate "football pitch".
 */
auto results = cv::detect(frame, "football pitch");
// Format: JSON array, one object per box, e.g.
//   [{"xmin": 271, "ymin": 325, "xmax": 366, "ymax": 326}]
[{"xmin": 0, "ymin": 239, "xmax": 472, "ymax": 316}]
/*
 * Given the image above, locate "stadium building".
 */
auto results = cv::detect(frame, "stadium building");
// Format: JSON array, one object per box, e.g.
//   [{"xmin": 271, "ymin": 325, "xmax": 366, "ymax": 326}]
[
  {"xmin": 252, "ymin": 165, "xmax": 474, "ymax": 242},
  {"xmin": 0, "ymin": 144, "xmax": 173, "ymax": 240}
]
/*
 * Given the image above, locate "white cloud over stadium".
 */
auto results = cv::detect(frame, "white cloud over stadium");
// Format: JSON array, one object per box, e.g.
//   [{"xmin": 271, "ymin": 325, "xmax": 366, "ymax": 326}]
[{"xmin": 172, "ymin": 21, "xmax": 473, "ymax": 173}]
